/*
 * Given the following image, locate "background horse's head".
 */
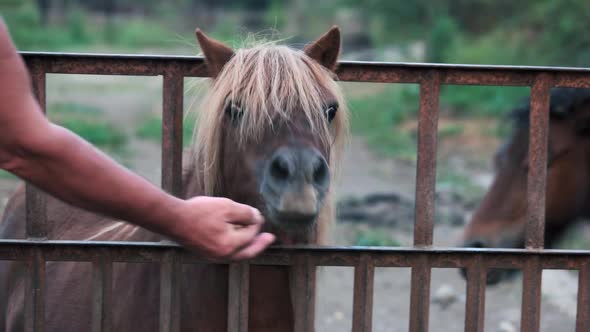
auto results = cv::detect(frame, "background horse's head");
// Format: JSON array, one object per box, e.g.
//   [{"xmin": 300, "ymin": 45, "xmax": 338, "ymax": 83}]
[
  {"xmin": 186, "ymin": 27, "xmax": 348, "ymax": 244},
  {"xmin": 460, "ymin": 88, "xmax": 590, "ymax": 283}
]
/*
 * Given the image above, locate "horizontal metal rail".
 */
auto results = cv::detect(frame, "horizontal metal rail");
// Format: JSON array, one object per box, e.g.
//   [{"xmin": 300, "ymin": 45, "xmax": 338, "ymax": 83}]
[
  {"xmin": 1, "ymin": 240, "xmax": 589, "ymax": 268},
  {"xmin": 20, "ymin": 52, "xmax": 590, "ymax": 87}
]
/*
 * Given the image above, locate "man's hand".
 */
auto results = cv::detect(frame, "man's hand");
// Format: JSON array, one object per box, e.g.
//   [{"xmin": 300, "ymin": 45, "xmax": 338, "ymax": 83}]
[{"xmin": 171, "ymin": 197, "xmax": 276, "ymax": 260}]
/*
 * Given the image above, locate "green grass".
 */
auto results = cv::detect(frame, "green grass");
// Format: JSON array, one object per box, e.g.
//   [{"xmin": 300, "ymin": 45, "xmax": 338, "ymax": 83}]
[
  {"xmin": 347, "ymin": 84, "xmax": 420, "ymax": 160},
  {"xmin": 436, "ymin": 168, "xmax": 484, "ymax": 204},
  {"xmin": 135, "ymin": 115, "xmax": 197, "ymax": 147},
  {"xmin": 439, "ymin": 124, "xmax": 464, "ymax": 139},
  {"xmin": 107, "ymin": 18, "xmax": 183, "ymax": 50},
  {"xmin": 554, "ymin": 223, "xmax": 590, "ymax": 250},
  {"xmin": 0, "ymin": 170, "xmax": 18, "ymax": 180},
  {"xmin": 440, "ymin": 86, "xmax": 529, "ymax": 117},
  {"xmin": 48, "ymin": 102, "xmax": 127, "ymax": 152},
  {"xmin": 355, "ymin": 229, "xmax": 401, "ymax": 247}
]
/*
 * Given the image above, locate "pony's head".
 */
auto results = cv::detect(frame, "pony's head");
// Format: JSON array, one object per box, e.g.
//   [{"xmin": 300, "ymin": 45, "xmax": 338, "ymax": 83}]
[
  {"xmin": 460, "ymin": 88, "xmax": 590, "ymax": 284},
  {"xmin": 188, "ymin": 27, "xmax": 348, "ymax": 244}
]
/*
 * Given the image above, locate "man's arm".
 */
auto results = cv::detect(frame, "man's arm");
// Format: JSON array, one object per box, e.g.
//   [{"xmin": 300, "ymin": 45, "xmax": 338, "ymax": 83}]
[{"xmin": 0, "ymin": 19, "xmax": 274, "ymax": 260}]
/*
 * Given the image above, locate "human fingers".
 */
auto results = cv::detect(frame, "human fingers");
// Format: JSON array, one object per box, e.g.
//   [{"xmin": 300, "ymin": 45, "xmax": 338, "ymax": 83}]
[
  {"xmin": 226, "ymin": 218, "xmax": 263, "ymax": 249},
  {"xmin": 229, "ymin": 233, "xmax": 276, "ymax": 260},
  {"xmin": 224, "ymin": 200, "xmax": 264, "ymax": 226},
  {"xmin": 200, "ymin": 226, "xmax": 264, "ymax": 261}
]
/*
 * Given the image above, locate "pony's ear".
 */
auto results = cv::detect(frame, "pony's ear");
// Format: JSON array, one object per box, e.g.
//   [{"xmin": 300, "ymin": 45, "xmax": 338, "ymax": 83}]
[
  {"xmin": 195, "ymin": 28, "xmax": 235, "ymax": 78},
  {"xmin": 304, "ymin": 25, "xmax": 341, "ymax": 71}
]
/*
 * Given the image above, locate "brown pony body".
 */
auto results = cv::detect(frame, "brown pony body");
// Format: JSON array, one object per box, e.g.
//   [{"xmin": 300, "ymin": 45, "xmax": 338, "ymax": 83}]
[
  {"xmin": 0, "ymin": 26, "xmax": 348, "ymax": 331},
  {"xmin": 460, "ymin": 87, "xmax": 590, "ymax": 284}
]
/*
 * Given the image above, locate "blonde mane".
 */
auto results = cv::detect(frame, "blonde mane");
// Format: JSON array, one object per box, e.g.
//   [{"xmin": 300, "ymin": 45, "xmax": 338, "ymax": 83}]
[{"xmin": 190, "ymin": 42, "xmax": 349, "ymax": 198}]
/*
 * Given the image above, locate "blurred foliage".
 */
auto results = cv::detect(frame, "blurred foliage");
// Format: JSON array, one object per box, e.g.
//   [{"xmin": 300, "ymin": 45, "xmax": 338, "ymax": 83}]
[
  {"xmin": 347, "ymin": 84, "xmax": 419, "ymax": 160},
  {"xmin": 108, "ymin": 18, "xmax": 177, "ymax": 49},
  {"xmin": 264, "ymin": 0, "xmax": 287, "ymax": 30},
  {"xmin": 1, "ymin": 2, "xmax": 79, "ymax": 50},
  {"xmin": 0, "ymin": 1, "xmax": 185, "ymax": 51},
  {"xmin": 49, "ymin": 102, "xmax": 127, "ymax": 152},
  {"xmin": 437, "ymin": 169, "xmax": 484, "ymax": 204},
  {"xmin": 355, "ymin": 229, "xmax": 401, "ymax": 247},
  {"xmin": 343, "ymin": 0, "xmax": 590, "ymax": 67},
  {"xmin": 0, "ymin": 169, "xmax": 18, "ymax": 180},
  {"xmin": 440, "ymin": 86, "xmax": 530, "ymax": 117},
  {"xmin": 135, "ymin": 114, "xmax": 197, "ymax": 148},
  {"xmin": 426, "ymin": 15, "xmax": 458, "ymax": 63}
]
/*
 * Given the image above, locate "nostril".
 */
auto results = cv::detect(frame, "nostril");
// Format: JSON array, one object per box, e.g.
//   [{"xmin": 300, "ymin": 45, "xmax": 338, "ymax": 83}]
[{"xmin": 270, "ymin": 155, "xmax": 291, "ymax": 181}]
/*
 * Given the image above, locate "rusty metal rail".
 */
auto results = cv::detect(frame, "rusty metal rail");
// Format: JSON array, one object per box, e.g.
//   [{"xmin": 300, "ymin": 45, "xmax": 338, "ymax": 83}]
[{"xmin": 11, "ymin": 51, "xmax": 590, "ymax": 332}]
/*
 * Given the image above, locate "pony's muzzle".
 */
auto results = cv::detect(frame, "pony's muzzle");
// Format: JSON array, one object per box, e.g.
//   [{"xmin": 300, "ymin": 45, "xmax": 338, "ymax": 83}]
[{"xmin": 262, "ymin": 146, "xmax": 329, "ymax": 224}]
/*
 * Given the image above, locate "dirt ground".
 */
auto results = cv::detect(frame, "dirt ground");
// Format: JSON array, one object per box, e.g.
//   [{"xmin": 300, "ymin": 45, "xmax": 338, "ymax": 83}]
[{"xmin": 0, "ymin": 75, "xmax": 583, "ymax": 331}]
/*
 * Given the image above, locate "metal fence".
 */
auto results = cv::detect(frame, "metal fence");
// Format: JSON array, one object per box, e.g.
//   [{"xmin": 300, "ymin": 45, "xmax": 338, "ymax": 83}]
[{"xmin": 3, "ymin": 52, "xmax": 590, "ymax": 332}]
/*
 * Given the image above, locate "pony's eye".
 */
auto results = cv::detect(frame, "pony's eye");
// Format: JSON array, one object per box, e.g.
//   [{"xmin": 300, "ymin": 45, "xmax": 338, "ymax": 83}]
[
  {"xmin": 324, "ymin": 103, "xmax": 338, "ymax": 122},
  {"xmin": 225, "ymin": 102, "xmax": 243, "ymax": 124}
]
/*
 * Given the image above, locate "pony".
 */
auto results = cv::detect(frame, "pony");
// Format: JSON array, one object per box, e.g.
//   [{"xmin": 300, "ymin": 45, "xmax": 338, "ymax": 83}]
[
  {"xmin": 460, "ymin": 87, "xmax": 590, "ymax": 284},
  {"xmin": 0, "ymin": 26, "xmax": 349, "ymax": 331}
]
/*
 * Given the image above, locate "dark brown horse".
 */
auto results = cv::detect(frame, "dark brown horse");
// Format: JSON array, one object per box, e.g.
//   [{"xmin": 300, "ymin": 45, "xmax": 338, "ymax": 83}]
[
  {"xmin": 0, "ymin": 26, "xmax": 349, "ymax": 331},
  {"xmin": 460, "ymin": 87, "xmax": 590, "ymax": 283}
]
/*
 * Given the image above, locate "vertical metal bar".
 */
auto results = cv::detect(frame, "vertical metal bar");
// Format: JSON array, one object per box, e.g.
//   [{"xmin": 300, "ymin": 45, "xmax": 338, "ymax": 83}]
[
  {"xmin": 159, "ymin": 252, "xmax": 180, "ymax": 332},
  {"xmin": 464, "ymin": 257, "xmax": 486, "ymax": 332},
  {"xmin": 26, "ymin": 186, "xmax": 48, "ymax": 239},
  {"xmin": 576, "ymin": 264, "xmax": 590, "ymax": 332},
  {"xmin": 520, "ymin": 257, "xmax": 542, "ymax": 332},
  {"xmin": 409, "ymin": 71, "xmax": 438, "ymax": 332},
  {"xmin": 24, "ymin": 249, "xmax": 45, "ymax": 332},
  {"xmin": 409, "ymin": 255, "xmax": 431, "ymax": 332},
  {"xmin": 525, "ymin": 75, "xmax": 551, "ymax": 249},
  {"xmin": 26, "ymin": 61, "xmax": 48, "ymax": 239},
  {"xmin": 161, "ymin": 71, "xmax": 184, "ymax": 196},
  {"xmin": 30, "ymin": 60, "xmax": 46, "ymax": 115},
  {"xmin": 160, "ymin": 71, "xmax": 183, "ymax": 331},
  {"xmin": 293, "ymin": 255, "xmax": 315, "ymax": 332},
  {"xmin": 352, "ymin": 254, "xmax": 374, "ymax": 332},
  {"xmin": 414, "ymin": 71, "xmax": 440, "ymax": 247},
  {"xmin": 228, "ymin": 262, "xmax": 250, "ymax": 332},
  {"xmin": 92, "ymin": 259, "xmax": 113, "ymax": 332}
]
